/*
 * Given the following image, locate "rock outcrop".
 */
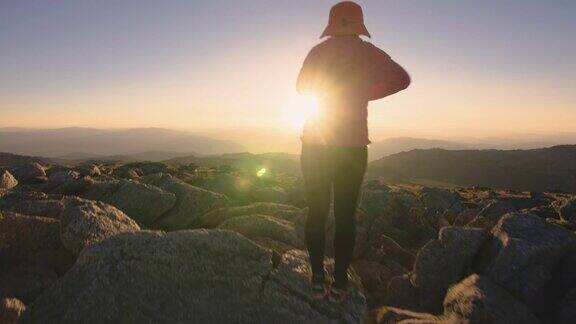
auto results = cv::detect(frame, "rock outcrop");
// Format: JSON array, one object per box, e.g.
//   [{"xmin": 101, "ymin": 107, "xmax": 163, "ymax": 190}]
[
  {"xmin": 141, "ymin": 173, "xmax": 230, "ymax": 230},
  {"xmin": 21, "ymin": 230, "xmax": 366, "ymax": 323},
  {"xmin": 0, "ymin": 171, "xmax": 18, "ymax": 190},
  {"xmin": 218, "ymin": 214, "xmax": 301, "ymax": 247},
  {"xmin": 8, "ymin": 162, "xmax": 47, "ymax": 184},
  {"xmin": 443, "ymin": 274, "xmax": 538, "ymax": 323},
  {"xmin": 0, "ymin": 212, "xmax": 63, "ymax": 262},
  {"xmin": 484, "ymin": 212, "xmax": 576, "ymax": 306},
  {"xmin": 59, "ymin": 198, "xmax": 141, "ymax": 254},
  {"xmin": 411, "ymin": 227, "xmax": 488, "ymax": 312},
  {"xmin": 80, "ymin": 178, "xmax": 177, "ymax": 226},
  {"xmin": 199, "ymin": 202, "xmax": 302, "ymax": 228}
]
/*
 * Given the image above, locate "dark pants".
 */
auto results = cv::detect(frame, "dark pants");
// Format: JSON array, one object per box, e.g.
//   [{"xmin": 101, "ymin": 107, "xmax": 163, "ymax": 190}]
[{"xmin": 301, "ymin": 143, "xmax": 367, "ymax": 288}]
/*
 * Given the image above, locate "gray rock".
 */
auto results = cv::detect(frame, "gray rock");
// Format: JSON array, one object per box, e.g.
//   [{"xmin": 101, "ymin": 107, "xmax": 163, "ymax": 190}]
[
  {"xmin": 251, "ymin": 186, "xmax": 288, "ymax": 203},
  {"xmin": 375, "ymin": 306, "xmax": 438, "ymax": 324},
  {"xmin": 60, "ymin": 198, "xmax": 140, "ymax": 254},
  {"xmin": 412, "ymin": 227, "xmax": 489, "ymax": 313},
  {"xmin": 113, "ymin": 162, "xmax": 172, "ymax": 178},
  {"xmin": 528, "ymin": 204, "xmax": 559, "ymax": 219},
  {"xmin": 75, "ymin": 163, "xmax": 100, "ymax": 177},
  {"xmin": 103, "ymin": 180, "xmax": 176, "ymax": 226},
  {"xmin": 8, "ymin": 163, "xmax": 46, "ymax": 183},
  {"xmin": 141, "ymin": 173, "xmax": 230, "ymax": 230},
  {"xmin": 0, "ymin": 170, "xmax": 18, "ymax": 190},
  {"xmin": 369, "ymin": 234, "xmax": 415, "ymax": 270},
  {"xmin": 48, "ymin": 170, "xmax": 79, "ymax": 183},
  {"xmin": 0, "ymin": 212, "xmax": 63, "ymax": 262},
  {"xmin": 419, "ymin": 187, "xmax": 460, "ymax": 215},
  {"xmin": 443, "ymin": 274, "xmax": 538, "ymax": 324},
  {"xmin": 467, "ymin": 200, "xmax": 515, "ymax": 229},
  {"xmin": 385, "ymin": 274, "xmax": 419, "ymax": 310},
  {"xmin": 218, "ymin": 214, "xmax": 301, "ymax": 247},
  {"xmin": 556, "ymin": 288, "xmax": 576, "ymax": 324},
  {"xmin": 360, "ymin": 184, "xmax": 392, "ymax": 216},
  {"xmin": 199, "ymin": 202, "xmax": 302, "ymax": 228},
  {"xmin": 80, "ymin": 179, "xmax": 177, "ymax": 226},
  {"xmin": 0, "ymin": 191, "xmax": 65, "ymax": 219},
  {"xmin": 558, "ymin": 197, "xmax": 576, "ymax": 225},
  {"xmin": 352, "ymin": 260, "xmax": 390, "ymax": 292},
  {"xmin": 485, "ymin": 212, "xmax": 576, "ymax": 306},
  {"xmin": 0, "ymin": 265, "xmax": 58, "ymax": 303},
  {"xmin": 21, "ymin": 230, "xmax": 366, "ymax": 323},
  {"xmin": 47, "ymin": 176, "xmax": 94, "ymax": 196}
]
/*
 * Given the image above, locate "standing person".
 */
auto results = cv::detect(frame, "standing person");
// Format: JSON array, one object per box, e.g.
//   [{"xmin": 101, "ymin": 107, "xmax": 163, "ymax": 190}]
[{"xmin": 297, "ymin": 1, "xmax": 410, "ymax": 303}]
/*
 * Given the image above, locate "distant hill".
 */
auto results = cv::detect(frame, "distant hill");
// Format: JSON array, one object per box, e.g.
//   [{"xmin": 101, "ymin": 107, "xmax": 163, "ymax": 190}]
[
  {"xmin": 367, "ymin": 145, "xmax": 576, "ymax": 193},
  {"xmin": 58, "ymin": 150, "xmax": 196, "ymax": 163},
  {"xmin": 0, "ymin": 127, "xmax": 243, "ymax": 157},
  {"xmin": 368, "ymin": 137, "xmax": 473, "ymax": 161}
]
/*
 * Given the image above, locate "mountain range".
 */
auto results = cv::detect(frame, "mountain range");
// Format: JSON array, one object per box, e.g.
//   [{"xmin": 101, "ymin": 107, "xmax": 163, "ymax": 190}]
[
  {"xmin": 0, "ymin": 127, "xmax": 242, "ymax": 158},
  {"xmin": 366, "ymin": 145, "xmax": 576, "ymax": 193}
]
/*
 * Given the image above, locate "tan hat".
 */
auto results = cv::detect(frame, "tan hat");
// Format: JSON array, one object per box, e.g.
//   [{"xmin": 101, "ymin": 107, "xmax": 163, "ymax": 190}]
[{"xmin": 320, "ymin": 1, "xmax": 371, "ymax": 38}]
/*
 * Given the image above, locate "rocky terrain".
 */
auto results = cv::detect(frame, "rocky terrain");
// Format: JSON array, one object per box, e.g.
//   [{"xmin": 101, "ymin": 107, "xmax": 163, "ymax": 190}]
[{"xmin": 1, "ymin": 154, "xmax": 576, "ymax": 323}]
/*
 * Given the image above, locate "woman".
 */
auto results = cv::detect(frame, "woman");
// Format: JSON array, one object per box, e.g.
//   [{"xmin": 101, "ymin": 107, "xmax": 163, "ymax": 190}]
[{"xmin": 297, "ymin": 1, "xmax": 410, "ymax": 302}]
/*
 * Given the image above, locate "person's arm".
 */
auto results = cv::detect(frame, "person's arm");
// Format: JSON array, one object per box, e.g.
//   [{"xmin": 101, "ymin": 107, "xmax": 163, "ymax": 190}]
[
  {"xmin": 367, "ymin": 45, "xmax": 411, "ymax": 101},
  {"xmin": 296, "ymin": 49, "xmax": 319, "ymax": 95}
]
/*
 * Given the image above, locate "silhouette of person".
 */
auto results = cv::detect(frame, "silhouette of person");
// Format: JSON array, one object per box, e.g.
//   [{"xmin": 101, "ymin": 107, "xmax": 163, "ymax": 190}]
[{"xmin": 297, "ymin": 1, "xmax": 410, "ymax": 302}]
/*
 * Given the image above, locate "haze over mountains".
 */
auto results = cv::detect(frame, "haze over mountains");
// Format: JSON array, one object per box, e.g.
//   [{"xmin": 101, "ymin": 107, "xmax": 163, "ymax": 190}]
[
  {"xmin": 2, "ymin": 127, "xmax": 576, "ymax": 163},
  {"xmin": 0, "ymin": 127, "xmax": 242, "ymax": 158}
]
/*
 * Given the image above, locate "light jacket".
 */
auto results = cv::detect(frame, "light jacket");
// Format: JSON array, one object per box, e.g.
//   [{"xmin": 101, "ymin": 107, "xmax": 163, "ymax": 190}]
[{"xmin": 297, "ymin": 36, "xmax": 410, "ymax": 147}]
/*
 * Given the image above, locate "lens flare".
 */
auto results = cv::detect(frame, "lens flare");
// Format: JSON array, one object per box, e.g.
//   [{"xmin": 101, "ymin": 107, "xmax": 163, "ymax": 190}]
[{"xmin": 256, "ymin": 168, "xmax": 267, "ymax": 177}]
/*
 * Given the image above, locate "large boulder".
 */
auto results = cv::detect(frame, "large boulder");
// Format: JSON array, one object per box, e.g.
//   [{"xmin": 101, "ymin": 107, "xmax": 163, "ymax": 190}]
[
  {"xmin": 467, "ymin": 200, "xmax": 515, "ymax": 229},
  {"xmin": 351, "ymin": 260, "xmax": 405, "ymax": 307},
  {"xmin": 411, "ymin": 227, "xmax": 489, "ymax": 313},
  {"xmin": 0, "ymin": 297, "xmax": 26, "ymax": 324},
  {"xmin": 0, "ymin": 170, "xmax": 18, "ymax": 190},
  {"xmin": 47, "ymin": 170, "xmax": 80, "ymax": 184},
  {"xmin": 80, "ymin": 179, "xmax": 177, "ymax": 226},
  {"xmin": 0, "ymin": 265, "xmax": 58, "ymax": 303},
  {"xmin": 60, "ymin": 198, "xmax": 140, "ymax": 254},
  {"xmin": 419, "ymin": 187, "xmax": 460, "ymax": 215},
  {"xmin": 385, "ymin": 274, "xmax": 419, "ymax": 310},
  {"xmin": 377, "ymin": 234, "xmax": 415, "ymax": 270},
  {"xmin": 112, "ymin": 162, "xmax": 172, "ymax": 179},
  {"xmin": 74, "ymin": 163, "xmax": 101, "ymax": 177},
  {"xmin": 251, "ymin": 186, "xmax": 288, "ymax": 203},
  {"xmin": 21, "ymin": 230, "xmax": 366, "ymax": 323},
  {"xmin": 199, "ymin": 202, "xmax": 302, "ymax": 228},
  {"xmin": 374, "ymin": 306, "xmax": 438, "ymax": 324},
  {"xmin": 141, "ymin": 173, "xmax": 230, "ymax": 230},
  {"xmin": 0, "ymin": 191, "xmax": 65, "ymax": 219},
  {"xmin": 558, "ymin": 197, "xmax": 576, "ymax": 226},
  {"xmin": 0, "ymin": 212, "xmax": 63, "ymax": 262},
  {"xmin": 8, "ymin": 163, "xmax": 47, "ymax": 183},
  {"xmin": 442, "ymin": 274, "xmax": 538, "ymax": 323},
  {"xmin": 360, "ymin": 183, "xmax": 393, "ymax": 217},
  {"xmin": 484, "ymin": 212, "xmax": 576, "ymax": 306},
  {"xmin": 218, "ymin": 214, "xmax": 301, "ymax": 247}
]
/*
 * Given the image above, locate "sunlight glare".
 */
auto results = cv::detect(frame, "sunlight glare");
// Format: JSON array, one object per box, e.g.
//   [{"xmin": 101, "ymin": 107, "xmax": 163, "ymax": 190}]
[{"xmin": 280, "ymin": 94, "xmax": 319, "ymax": 129}]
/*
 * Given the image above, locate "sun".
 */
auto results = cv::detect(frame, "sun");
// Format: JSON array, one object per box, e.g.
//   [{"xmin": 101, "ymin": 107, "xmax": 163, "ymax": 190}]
[{"xmin": 280, "ymin": 94, "xmax": 319, "ymax": 129}]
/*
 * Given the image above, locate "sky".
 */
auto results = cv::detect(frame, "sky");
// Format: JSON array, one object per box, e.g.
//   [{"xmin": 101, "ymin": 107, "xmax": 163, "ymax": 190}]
[{"xmin": 1, "ymin": 0, "xmax": 575, "ymax": 140}]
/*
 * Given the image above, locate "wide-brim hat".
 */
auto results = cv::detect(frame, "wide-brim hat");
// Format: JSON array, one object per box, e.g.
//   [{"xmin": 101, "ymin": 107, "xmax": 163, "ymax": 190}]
[{"xmin": 320, "ymin": 1, "xmax": 371, "ymax": 38}]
